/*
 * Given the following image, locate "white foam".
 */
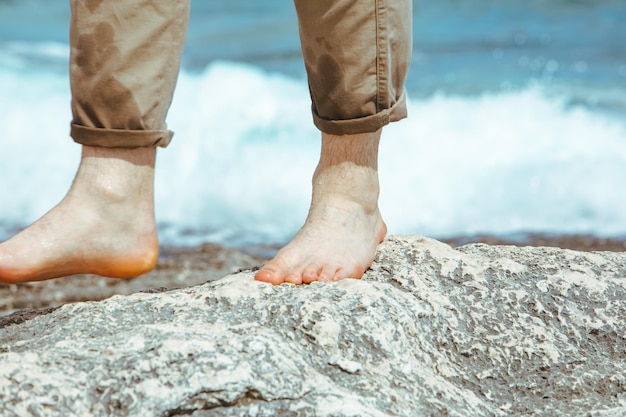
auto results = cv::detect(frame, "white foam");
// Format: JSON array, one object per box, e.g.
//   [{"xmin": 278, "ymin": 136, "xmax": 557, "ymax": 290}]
[
  {"xmin": 380, "ymin": 88, "xmax": 626, "ymax": 238},
  {"xmin": 1, "ymin": 60, "xmax": 626, "ymax": 245}
]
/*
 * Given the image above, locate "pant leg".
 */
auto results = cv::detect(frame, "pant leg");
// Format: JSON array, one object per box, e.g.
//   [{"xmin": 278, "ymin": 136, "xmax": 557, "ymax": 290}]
[
  {"xmin": 294, "ymin": 0, "xmax": 412, "ymax": 135},
  {"xmin": 69, "ymin": 0, "xmax": 190, "ymax": 148}
]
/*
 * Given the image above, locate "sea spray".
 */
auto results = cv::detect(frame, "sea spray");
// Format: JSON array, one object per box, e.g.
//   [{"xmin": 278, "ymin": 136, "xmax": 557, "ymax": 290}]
[{"xmin": 1, "ymin": 61, "xmax": 626, "ymax": 245}]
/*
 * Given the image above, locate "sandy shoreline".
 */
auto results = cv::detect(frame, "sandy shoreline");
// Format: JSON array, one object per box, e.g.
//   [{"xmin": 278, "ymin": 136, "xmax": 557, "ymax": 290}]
[{"xmin": 1, "ymin": 233, "xmax": 625, "ymax": 318}]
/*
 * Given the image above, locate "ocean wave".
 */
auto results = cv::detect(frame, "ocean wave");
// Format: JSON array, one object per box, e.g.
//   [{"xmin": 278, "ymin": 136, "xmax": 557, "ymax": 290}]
[{"xmin": 1, "ymin": 61, "xmax": 626, "ymax": 245}]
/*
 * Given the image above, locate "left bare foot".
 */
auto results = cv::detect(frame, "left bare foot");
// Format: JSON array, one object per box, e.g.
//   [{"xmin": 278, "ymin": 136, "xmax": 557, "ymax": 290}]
[
  {"xmin": 255, "ymin": 131, "xmax": 386, "ymax": 285},
  {"xmin": 0, "ymin": 146, "xmax": 159, "ymax": 283}
]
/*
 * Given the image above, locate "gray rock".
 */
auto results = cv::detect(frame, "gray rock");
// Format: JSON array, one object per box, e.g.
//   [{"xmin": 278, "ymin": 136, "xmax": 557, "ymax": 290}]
[{"xmin": 1, "ymin": 235, "xmax": 626, "ymax": 416}]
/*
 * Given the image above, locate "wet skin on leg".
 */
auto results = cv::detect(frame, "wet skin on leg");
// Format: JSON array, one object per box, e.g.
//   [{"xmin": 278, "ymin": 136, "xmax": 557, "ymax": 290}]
[
  {"xmin": 0, "ymin": 145, "xmax": 159, "ymax": 283},
  {"xmin": 255, "ymin": 130, "xmax": 387, "ymax": 285}
]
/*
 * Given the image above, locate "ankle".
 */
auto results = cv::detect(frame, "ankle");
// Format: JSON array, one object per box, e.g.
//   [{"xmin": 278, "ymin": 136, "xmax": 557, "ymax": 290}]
[
  {"xmin": 71, "ymin": 146, "xmax": 156, "ymax": 203},
  {"xmin": 318, "ymin": 130, "xmax": 381, "ymax": 170},
  {"xmin": 81, "ymin": 145, "xmax": 157, "ymax": 166},
  {"xmin": 313, "ymin": 131, "xmax": 381, "ymax": 211}
]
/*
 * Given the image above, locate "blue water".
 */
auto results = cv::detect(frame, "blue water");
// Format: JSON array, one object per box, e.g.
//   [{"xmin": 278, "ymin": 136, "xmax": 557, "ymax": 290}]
[{"xmin": 1, "ymin": 0, "xmax": 626, "ymax": 246}]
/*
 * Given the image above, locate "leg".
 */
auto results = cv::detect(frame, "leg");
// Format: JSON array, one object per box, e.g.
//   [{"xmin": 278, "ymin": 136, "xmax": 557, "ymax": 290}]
[
  {"xmin": 255, "ymin": 0, "xmax": 412, "ymax": 285},
  {"xmin": 0, "ymin": 0, "xmax": 189, "ymax": 283}
]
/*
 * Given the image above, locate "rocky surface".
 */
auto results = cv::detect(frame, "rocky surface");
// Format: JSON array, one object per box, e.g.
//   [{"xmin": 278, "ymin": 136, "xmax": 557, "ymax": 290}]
[
  {"xmin": 2, "ymin": 234, "xmax": 624, "ymax": 318},
  {"xmin": 1, "ymin": 235, "xmax": 626, "ymax": 416}
]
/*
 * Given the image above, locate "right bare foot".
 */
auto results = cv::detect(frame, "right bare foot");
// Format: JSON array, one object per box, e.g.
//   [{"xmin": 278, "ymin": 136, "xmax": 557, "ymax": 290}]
[
  {"xmin": 0, "ymin": 146, "xmax": 159, "ymax": 283},
  {"xmin": 255, "ymin": 130, "xmax": 386, "ymax": 285}
]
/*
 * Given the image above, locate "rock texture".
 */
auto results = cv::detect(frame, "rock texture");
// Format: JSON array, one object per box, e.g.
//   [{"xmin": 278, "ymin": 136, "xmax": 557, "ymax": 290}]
[{"xmin": 1, "ymin": 236, "xmax": 626, "ymax": 416}]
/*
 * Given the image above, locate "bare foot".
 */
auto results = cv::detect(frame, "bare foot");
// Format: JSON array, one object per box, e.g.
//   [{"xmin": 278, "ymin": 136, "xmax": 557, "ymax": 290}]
[
  {"xmin": 255, "ymin": 131, "xmax": 386, "ymax": 285},
  {"xmin": 0, "ymin": 146, "xmax": 159, "ymax": 283}
]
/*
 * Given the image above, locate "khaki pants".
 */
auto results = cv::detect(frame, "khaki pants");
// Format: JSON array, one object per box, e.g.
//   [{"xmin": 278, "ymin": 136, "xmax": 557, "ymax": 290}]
[{"xmin": 69, "ymin": 0, "xmax": 412, "ymax": 148}]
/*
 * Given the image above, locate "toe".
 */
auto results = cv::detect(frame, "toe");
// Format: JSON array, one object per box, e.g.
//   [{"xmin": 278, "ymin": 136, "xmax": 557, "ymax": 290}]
[
  {"xmin": 318, "ymin": 266, "xmax": 337, "ymax": 283},
  {"xmin": 302, "ymin": 265, "xmax": 321, "ymax": 284},
  {"xmin": 284, "ymin": 263, "xmax": 307, "ymax": 285},
  {"xmin": 332, "ymin": 265, "xmax": 366, "ymax": 282},
  {"xmin": 254, "ymin": 266, "xmax": 285, "ymax": 285},
  {"xmin": 285, "ymin": 273, "xmax": 303, "ymax": 285}
]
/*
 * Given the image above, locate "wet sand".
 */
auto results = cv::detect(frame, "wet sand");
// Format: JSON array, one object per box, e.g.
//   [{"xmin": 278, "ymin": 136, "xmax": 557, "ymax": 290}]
[{"xmin": 1, "ymin": 234, "xmax": 625, "ymax": 318}]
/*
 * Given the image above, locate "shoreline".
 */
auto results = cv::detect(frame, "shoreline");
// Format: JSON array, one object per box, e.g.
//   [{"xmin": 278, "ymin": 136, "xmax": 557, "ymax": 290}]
[
  {"xmin": 1, "ymin": 233, "xmax": 624, "ymax": 318},
  {"xmin": 442, "ymin": 232, "xmax": 626, "ymax": 252}
]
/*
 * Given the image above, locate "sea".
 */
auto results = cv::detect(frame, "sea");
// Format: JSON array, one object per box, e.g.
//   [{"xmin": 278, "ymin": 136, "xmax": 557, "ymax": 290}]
[{"xmin": 1, "ymin": 0, "xmax": 626, "ymax": 247}]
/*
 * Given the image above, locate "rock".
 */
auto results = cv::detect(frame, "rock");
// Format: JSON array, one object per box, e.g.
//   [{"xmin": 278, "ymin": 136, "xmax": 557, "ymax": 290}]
[{"xmin": 1, "ymin": 235, "xmax": 626, "ymax": 416}]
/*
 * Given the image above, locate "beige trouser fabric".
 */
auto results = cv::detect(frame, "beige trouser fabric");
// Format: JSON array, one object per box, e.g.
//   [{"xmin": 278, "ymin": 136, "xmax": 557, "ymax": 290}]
[
  {"xmin": 69, "ymin": 0, "xmax": 412, "ymax": 148},
  {"xmin": 69, "ymin": 0, "xmax": 189, "ymax": 148},
  {"xmin": 294, "ymin": 0, "xmax": 412, "ymax": 135}
]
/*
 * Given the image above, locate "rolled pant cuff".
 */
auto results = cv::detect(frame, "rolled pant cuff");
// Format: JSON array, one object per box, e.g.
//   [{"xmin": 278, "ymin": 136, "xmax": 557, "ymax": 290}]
[
  {"xmin": 70, "ymin": 124, "xmax": 174, "ymax": 148},
  {"xmin": 312, "ymin": 91, "xmax": 408, "ymax": 136}
]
